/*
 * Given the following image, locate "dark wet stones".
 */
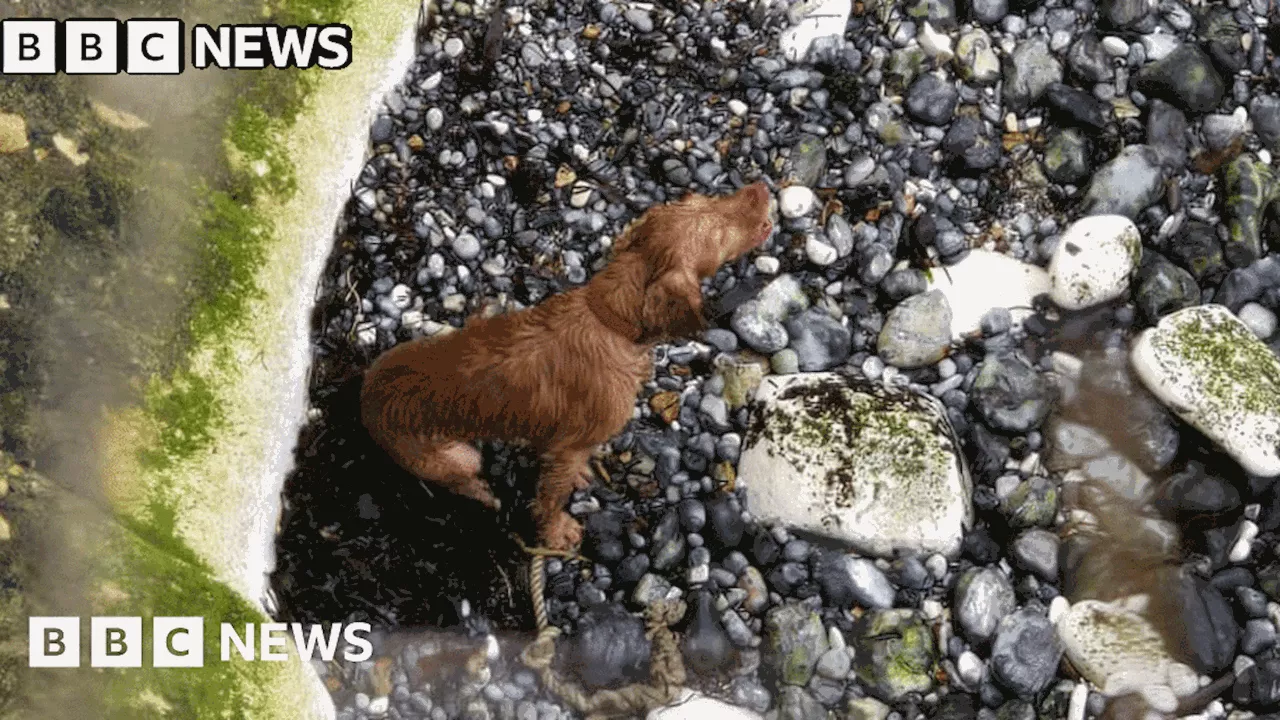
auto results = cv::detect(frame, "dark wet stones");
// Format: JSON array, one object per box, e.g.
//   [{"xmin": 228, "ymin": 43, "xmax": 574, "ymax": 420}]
[
  {"xmin": 1042, "ymin": 83, "xmax": 1109, "ymax": 129},
  {"xmin": 1178, "ymin": 574, "xmax": 1239, "ymax": 674},
  {"xmin": 1169, "ymin": 220, "xmax": 1227, "ymax": 284},
  {"xmin": 1002, "ymin": 477, "xmax": 1058, "ymax": 529},
  {"xmin": 934, "ymin": 692, "xmax": 979, "ymax": 720},
  {"xmin": 565, "ymin": 604, "xmax": 651, "ymax": 689},
  {"xmin": 585, "ymin": 509, "xmax": 628, "ymax": 564},
  {"xmin": 1146, "ymin": 99, "xmax": 1190, "ymax": 168},
  {"xmin": 651, "ymin": 509, "xmax": 686, "ymax": 571},
  {"xmin": 1134, "ymin": 251, "xmax": 1199, "ymax": 323},
  {"xmin": 1235, "ymin": 657, "xmax": 1280, "ymax": 710},
  {"xmin": 1223, "ymin": 154, "xmax": 1280, "ymax": 262},
  {"xmin": 1260, "ymin": 564, "xmax": 1280, "ymax": 602},
  {"xmin": 1012, "ymin": 529, "xmax": 1060, "ymax": 582},
  {"xmin": 816, "ymin": 554, "xmax": 897, "ymax": 609},
  {"xmin": 1243, "ymin": 619, "xmax": 1278, "ymax": 655},
  {"xmin": 954, "ymin": 567, "xmax": 1017, "ymax": 646},
  {"xmin": 989, "ymin": 609, "xmax": 1062, "ymax": 697},
  {"xmin": 683, "ymin": 590, "xmax": 735, "ymax": 676},
  {"xmin": 882, "ymin": 269, "xmax": 929, "ymax": 301},
  {"xmin": 371, "ymin": 115, "xmax": 395, "ymax": 144},
  {"xmin": 786, "ymin": 308, "xmax": 852, "ymax": 372},
  {"xmin": 787, "ymin": 134, "xmax": 828, "ymax": 188},
  {"xmin": 1099, "ymin": 0, "xmax": 1150, "ymax": 28},
  {"xmin": 1156, "ymin": 461, "xmax": 1242, "ymax": 519},
  {"xmin": 943, "ymin": 113, "xmax": 1001, "ymax": 171},
  {"xmin": 964, "ymin": 525, "xmax": 1003, "ymax": 565},
  {"xmin": 1067, "ymin": 34, "xmax": 1113, "ymax": 84},
  {"xmin": 1215, "ymin": 267, "xmax": 1265, "ymax": 311},
  {"xmin": 1252, "ymin": 95, "xmax": 1280, "ymax": 154},
  {"xmin": 971, "ymin": 354, "xmax": 1055, "ymax": 433},
  {"xmin": 1133, "ymin": 44, "xmax": 1226, "ymax": 115},
  {"xmin": 1004, "ymin": 39, "xmax": 1063, "ymax": 112},
  {"xmin": 778, "ymin": 686, "xmax": 826, "ymax": 720},
  {"xmin": 853, "ymin": 610, "xmax": 937, "ymax": 702},
  {"xmin": 907, "ymin": 73, "xmax": 959, "ymax": 125},
  {"xmin": 1202, "ymin": 5, "xmax": 1246, "ymax": 75},
  {"xmin": 1082, "ymin": 145, "xmax": 1165, "ymax": 219},
  {"xmin": 764, "ymin": 603, "xmax": 829, "ymax": 686},
  {"xmin": 706, "ymin": 495, "xmax": 745, "ymax": 548},
  {"xmin": 1042, "ymin": 128, "xmax": 1091, "ymax": 184}
]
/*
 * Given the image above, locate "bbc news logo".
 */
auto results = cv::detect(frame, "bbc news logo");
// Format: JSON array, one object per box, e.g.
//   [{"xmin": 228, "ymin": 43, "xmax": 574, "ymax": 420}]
[
  {"xmin": 29, "ymin": 617, "xmax": 373, "ymax": 668},
  {"xmin": 1, "ymin": 20, "xmax": 353, "ymax": 75}
]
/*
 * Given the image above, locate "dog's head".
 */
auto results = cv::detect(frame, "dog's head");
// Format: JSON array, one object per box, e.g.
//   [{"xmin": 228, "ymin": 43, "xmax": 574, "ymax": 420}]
[{"xmin": 618, "ymin": 182, "xmax": 774, "ymax": 343}]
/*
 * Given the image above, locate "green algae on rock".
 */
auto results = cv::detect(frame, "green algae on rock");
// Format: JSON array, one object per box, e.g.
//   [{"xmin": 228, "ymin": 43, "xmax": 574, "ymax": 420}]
[
  {"xmin": 738, "ymin": 372, "xmax": 972, "ymax": 558},
  {"xmin": 1130, "ymin": 304, "xmax": 1280, "ymax": 477},
  {"xmin": 853, "ymin": 609, "xmax": 936, "ymax": 702},
  {"xmin": 1223, "ymin": 153, "xmax": 1279, "ymax": 263},
  {"xmin": 763, "ymin": 603, "xmax": 829, "ymax": 687}
]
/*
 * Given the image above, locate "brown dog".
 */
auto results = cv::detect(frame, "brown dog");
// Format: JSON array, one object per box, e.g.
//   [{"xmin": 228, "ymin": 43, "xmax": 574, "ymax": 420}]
[{"xmin": 360, "ymin": 182, "xmax": 774, "ymax": 550}]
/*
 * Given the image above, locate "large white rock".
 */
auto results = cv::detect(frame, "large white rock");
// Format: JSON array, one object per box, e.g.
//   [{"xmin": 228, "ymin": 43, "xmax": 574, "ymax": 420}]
[
  {"xmin": 1048, "ymin": 215, "xmax": 1142, "ymax": 310},
  {"xmin": 778, "ymin": 0, "xmax": 852, "ymax": 63},
  {"xmin": 926, "ymin": 249, "xmax": 1052, "ymax": 340},
  {"xmin": 778, "ymin": 185, "xmax": 817, "ymax": 218},
  {"xmin": 1055, "ymin": 600, "xmax": 1198, "ymax": 698},
  {"xmin": 738, "ymin": 372, "xmax": 972, "ymax": 558},
  {"xmin": 1131, "ymin": 304, "xmax": 1280, "ymax": 477},
  {"xmin": 647, "ymin": 690, "xmax": 763, "ymax": 720}
]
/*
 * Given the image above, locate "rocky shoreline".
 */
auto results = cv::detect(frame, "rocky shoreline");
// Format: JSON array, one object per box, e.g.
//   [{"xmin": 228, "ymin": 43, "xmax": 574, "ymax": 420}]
[{"xmin": 273, "ymin": 0, "xmax": 1280, "ymax": 718}]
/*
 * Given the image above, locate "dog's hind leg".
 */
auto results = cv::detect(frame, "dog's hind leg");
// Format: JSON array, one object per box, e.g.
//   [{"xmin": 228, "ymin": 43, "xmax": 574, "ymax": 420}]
[
  {"xmin": 389, "ymin": 434, "xmax": 500, "ymax": 511},
  {"xmin": 532, "ymin": 446, "xmax": 593, "ymax": 551}
]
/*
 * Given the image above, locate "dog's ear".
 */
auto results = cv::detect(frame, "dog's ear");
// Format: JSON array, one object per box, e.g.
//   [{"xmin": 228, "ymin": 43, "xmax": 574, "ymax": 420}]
[{"xmin": 639, "ymin": 269, "xmax": 705, "ymax": 343}]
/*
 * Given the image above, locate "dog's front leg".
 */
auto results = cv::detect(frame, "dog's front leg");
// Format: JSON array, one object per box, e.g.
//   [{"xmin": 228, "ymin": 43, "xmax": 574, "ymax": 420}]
[{"xmin": 532, "ymin": 447, "xmax": 593, "ymax": 551}]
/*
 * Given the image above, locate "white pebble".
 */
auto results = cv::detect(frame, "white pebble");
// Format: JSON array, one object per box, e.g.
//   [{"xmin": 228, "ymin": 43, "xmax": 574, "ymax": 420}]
[
  {"xmin": 687, "ymin": 564, "xmax": 710, "ymax": 585},
  {"xmin": 956, "ymin": 651, "xmax": 983, "ymax": 686},
  {"xmin": 1048, "ymin": 595, "xmax": 1071, "ymax": 624},
  {"xmin": 805, "ymin": 237, "xmax": 838, "ymax": 266},
  {"xmin": 421, "ymin": 71, "xmax": 443, "ymax": 91},
  {"xmin": 1068, "ymin": 682, "xmax": 1088, "ymax": 720},
  {"xmin": 1049, "ymin": 215, "xmax": 1142, "ymax": 310},
  {"xmin": 828, "ymin": 626, "xmax": 846, "ymax": 652},
  {"xmin": 426, "ymin": 107, "xmax": 444, "ymax": 131},
  {"xmin": 918, "ymin": 21, "xmax": 954, "ymax": 61},
  {"xmin": 778, "ymin": 185, "xmax": 817, "ymax": 218},
  {"xmin": 1238, "ymin": 302, "xmax": 1277, "ymax": 339},
  {"xmin": 1229, "ymin": 520, "xmax": 1259, "ymax": 563},
  {"xmin": 728, "ymin": 99, "xmax": 749, "ymax": 117},
  {"xmin": 1102, "ymin": 36, "xmax": 1129, "ymax": 56},
  {"xmin": 755, "ymin": 256, "xmax": 780, "ymax": 274},
  {"xmin": 921, "ymin": 599, "xmax": 943, "ymax": 620},
  {"xmin": 1261, "ymin": 149, "xmax": 1273, "ymax": 165},
  {"xmin": 526, "ymin": 108, "xmax": 543, "ymax": 122},
  {"xmin": 368, "ymin": 696, "xmax": 390, "ymax": 717},
  {"xmin": 444, "ymin": 37, "xmax": 465, "ymax": 58}
]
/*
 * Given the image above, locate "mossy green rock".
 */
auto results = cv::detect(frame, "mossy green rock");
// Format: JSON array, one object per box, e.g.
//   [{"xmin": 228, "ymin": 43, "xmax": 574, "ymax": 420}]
[
  {"xmin": 853, "ymin": 609, "xmax": 936, "ymax": 702},
  {"xmin": 1223, "ymin": 154, "xmax": 1280, "ymax": 262},
  {"xmin": 1002, "ymin": 477, "xmax": 1058, "ymax": 529},
  {"xmin": 764, "ymin": 603, "xmax": 829, "ymax": 686}
]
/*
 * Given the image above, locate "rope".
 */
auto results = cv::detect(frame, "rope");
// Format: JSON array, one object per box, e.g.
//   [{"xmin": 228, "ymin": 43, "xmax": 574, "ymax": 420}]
[{"xmin": 520, "ymin": 552, "xmax": 690, "ymax": 720}]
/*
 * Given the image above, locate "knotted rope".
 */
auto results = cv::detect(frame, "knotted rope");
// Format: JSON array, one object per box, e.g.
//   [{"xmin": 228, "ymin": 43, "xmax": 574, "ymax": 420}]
[{"xmin": 519, "ymin": 552, "xmax": 690, "ymax": 720}]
